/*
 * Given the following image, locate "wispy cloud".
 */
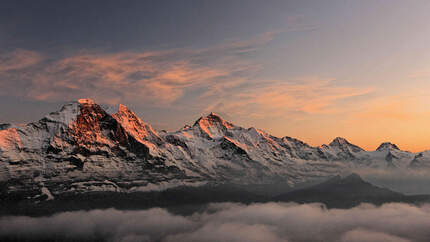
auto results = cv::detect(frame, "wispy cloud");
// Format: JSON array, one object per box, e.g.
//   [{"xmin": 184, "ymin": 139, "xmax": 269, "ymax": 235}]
[
  {"xmin": 0, "ymin": 49, "xmax": 43, "ymax": 72},
  {"xmin": 205, "ymin": 78, "xmax": 374, "ymax": 119},
  {"xmin": 27, "ymin": 52, "xmax": 235, "ymax": 105},
  {"xmin": 0, "ymin": 30, "xmax": 374, "ymax": 126},
  {"xmin": 0, "ymin": 33, "xmax": 270, "ymax": 106}
]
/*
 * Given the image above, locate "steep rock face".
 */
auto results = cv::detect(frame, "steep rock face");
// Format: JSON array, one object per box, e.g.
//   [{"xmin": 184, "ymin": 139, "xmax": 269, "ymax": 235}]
[
  {"xmin": 111, "ymin": 104, "xmax": 166, "ymax": 160},
  {"xmin": 193, "ymin": 112, "xmax": 235, "ymax": 139},
  {"xmin": 0, "ymin": 99, "xmax": 194, "ymax": 201},
  {"xmin": 112, "ymin": 104, "xmax": 162, "ymax": 145},
  {"xmin": 68, "ymin": 99, "xmax": 128, "ymax": 153},
  {"xmin": 384, "ymin": 152, "xmax": 397, "ymax": 168}
]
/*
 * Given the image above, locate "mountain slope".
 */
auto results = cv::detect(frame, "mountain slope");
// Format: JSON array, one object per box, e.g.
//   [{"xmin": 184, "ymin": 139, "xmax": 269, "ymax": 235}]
[
  {"xmin": 0, "ymin": 99, "xmax": 429, "ymax": 202},
  {"xmin": 275, "ymin": 173, "xmax": 406, "ymax": 208},
  {"xmin": 0, "ymin": 99, "xmax": 201, "ymax": 201},
  {"xmin": 409, "ymin": 151, "xmax": 430, "ymax": 168}
]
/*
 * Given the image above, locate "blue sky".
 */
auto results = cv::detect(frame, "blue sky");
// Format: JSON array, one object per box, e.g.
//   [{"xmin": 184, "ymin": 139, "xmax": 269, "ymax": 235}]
[{"xmin": 1, "ymin": 0, "xmax": 430, "ymax": 151}]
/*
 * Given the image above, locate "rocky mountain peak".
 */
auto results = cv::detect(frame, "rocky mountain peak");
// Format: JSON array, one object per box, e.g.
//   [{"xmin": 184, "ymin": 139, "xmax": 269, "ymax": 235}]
[
  {"xmin": 117, "ymin": 104, "xmax": 130, "ymax": 113},
  {"xmin": 342, "ymin": 173, "xmax": 364, "ymax": 182},
  {"xmin": 113, "ymin": 104, "xmax": 161, "ymax": 144},
  {"xmin": 329, "ymin": 137, "xmax": 349, "ymax": 146},
  {"xmin": 114, "ymin": 104, "xmax": 138, "ymax": 120},
  {"xmin": 78, "ymin": 98, "xmax": 96, "ymax": 105},
  {"xmin": 194, "ymin": 112, "xmax": 234, "ymax": 129},
  {"xmin": 376, "ymin": 142, "xmax": 400, "ymax": 151},
  {"xmin": 329, "ymin": 137, "xmax": 364, "ymax": 153},
  {"xmin": 193, "ymin": 112, "xmax": 235, "ymax": 139},
  {"xmin": 0, "ymin": 98, "xmax": 425, "ymax": 200},
  {"xmin": 68, "ymin": 100, "xmax": 116, "ymax": 147}
]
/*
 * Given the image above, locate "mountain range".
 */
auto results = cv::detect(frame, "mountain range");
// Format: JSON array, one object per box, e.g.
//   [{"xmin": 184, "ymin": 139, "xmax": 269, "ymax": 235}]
[{"xmin": 1, "ymin": 99, "xmax": 429, "ymax": 202}]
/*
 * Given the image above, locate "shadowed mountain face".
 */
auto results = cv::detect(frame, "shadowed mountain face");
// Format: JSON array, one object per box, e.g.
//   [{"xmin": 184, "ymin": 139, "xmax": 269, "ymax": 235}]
[
  {"xmin": 0, "ymin": 99, "xmax": 429, "ymax": 204},
  {"xmin": 2, "ymin": 173, "xmax": 430, "ymax": 217},
  {"xmin": 275, "ymin": 173, "xmax": 412, "ymax": 208},
  {"xmin": 0, "ymin": 124, "xmax": 11, "ymax": 131}
]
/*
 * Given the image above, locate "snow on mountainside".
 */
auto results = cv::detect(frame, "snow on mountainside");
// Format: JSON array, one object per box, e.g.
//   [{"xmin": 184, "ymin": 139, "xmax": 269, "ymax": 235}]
[
  {"xmin": 0, "ymin": 99, "xmax": 198, "ymax": 200},
  {"xmin": 377, "ymin": 142, "xmax": 400, "ymax": 151},
  {"xmin": 0, "ymin": 99, "xmax": 428, "ymax": 201},
  {"xmin": 409, "ymin": 150, "xmax": 430, "ymax": 168}
]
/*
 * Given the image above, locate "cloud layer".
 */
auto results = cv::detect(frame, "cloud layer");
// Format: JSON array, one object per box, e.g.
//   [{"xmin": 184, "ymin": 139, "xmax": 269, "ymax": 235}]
[
  {"xmin": 205, "ymin": 79, "xmax": 373, "ymax": 119},
  {"xmin": 0, "ymin": 49, "xmax": 43, "ymax": 72},
  {"xmin": 1, "ymin": 202, "xmax": 430, "ymax": 242},
  {"xmin": 0, "ymin": 34, "xmax": 269, "ymax": 106},
  {"xmin": 0, "ymin": 32, "xmax": 370, "ymax": 117}
]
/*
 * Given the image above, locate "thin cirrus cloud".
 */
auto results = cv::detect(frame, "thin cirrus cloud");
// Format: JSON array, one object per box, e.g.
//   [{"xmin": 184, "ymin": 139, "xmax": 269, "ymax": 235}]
[
  {"xmin": 1, "ymin": 50, "xmax": 246, "ymax": 105},
  {"xmin": 0, "ymin": 33, "xmax": 271, "ymax": 106},
  {"xmin": 205, "ymin": 79, "xmax": 374, "ymax": 119},
  {"xmin": 0, "ymin": 31, "xmax": 374, "ymax": 123},
  {"xmin": 0, "ymin": 49, "xmax": 43, "ymax": 72},
  {"xmin": 1, "ymin": 202, "xmax": 429, "ymax": 242},
  {"xmin": 28, "ymin": 52, "xmax": 233, "ymax": 105}
]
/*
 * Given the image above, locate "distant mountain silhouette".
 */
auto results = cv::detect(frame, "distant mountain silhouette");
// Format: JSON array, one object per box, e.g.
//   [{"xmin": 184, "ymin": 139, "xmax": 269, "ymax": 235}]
[{"xmin": 275, "ymin": 173, "xmax": 411, "ymax": 208}]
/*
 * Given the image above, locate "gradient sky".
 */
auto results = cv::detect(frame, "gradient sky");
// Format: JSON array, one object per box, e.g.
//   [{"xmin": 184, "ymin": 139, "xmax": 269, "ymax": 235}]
[{"xmin": 1, "ymin": 0, "xmax": 430, "ymax": 151}]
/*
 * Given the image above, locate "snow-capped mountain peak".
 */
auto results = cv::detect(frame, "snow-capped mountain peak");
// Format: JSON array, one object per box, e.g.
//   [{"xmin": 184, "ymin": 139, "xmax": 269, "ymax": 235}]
[
  {"xmin": 194, "ymin": 112, "xmax": 233, "ymax": 128},
  {"xmin": 192, "ymin": 112, "xmax": 235, "ymax": 139},
  {"xmin": 376, "ymin": 142, "xmax": 400, "ymax": 151},
  {"xmin": 114, "ymin": 104, "xmax": 141, "ymax": 122},
  {"xmin": 1, "ymin": 99, "xmax": 429, "ymax": 201},
  {"xmin": 329, "ymin": 137, "xmax": 349, "ymax": 146},
  {"xmin": 329, "ymin": 137, "xmax": 364, "ymax": 152},
  {"xmin": 112, "ymin": 104, "xmax": 161, "ymax": 144},
  {"xmin": 43, "ymin": 101, "xmax": 80, "ymax": 125}
]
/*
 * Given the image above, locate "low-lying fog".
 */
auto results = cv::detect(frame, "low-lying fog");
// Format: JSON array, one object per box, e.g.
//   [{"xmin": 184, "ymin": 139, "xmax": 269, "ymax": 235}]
[
  {"xmin": 354, "ymin": 168, "xmax": 430, "ymax": 195},
  {"xmin": 2, "ymin": 202, "xmax": 430, "ymax": 242}
]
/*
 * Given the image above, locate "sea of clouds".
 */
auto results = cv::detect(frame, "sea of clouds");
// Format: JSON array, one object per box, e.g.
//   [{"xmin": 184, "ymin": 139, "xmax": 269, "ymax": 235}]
[{"xmin": 1, "ymin": 202, "xmax": 430, "ymax": 242}]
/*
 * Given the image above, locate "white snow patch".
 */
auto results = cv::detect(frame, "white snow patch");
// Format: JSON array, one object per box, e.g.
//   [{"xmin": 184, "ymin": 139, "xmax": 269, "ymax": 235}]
[
  {"xmin": 130, "ymin": 180, "xmax": 207, "ymax": 192},
  {"xmin": 41, "ymin": 187, "xmax": 54, "ymax": 200}
]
